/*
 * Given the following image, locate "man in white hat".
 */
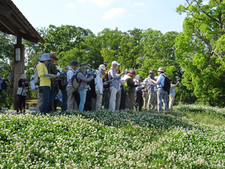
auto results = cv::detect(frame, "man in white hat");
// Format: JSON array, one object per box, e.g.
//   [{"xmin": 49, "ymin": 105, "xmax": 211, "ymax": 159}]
[
  {"xmin": 95, "ymin": 64, "xmax": 106, "ymax": 110},
  {"xmin": 108, "ymin": 61, "xmax": 125, "ymax": 112},
  {"xmin": 151, "ymin": 68, "xmax": 168, "ymax": 112}
]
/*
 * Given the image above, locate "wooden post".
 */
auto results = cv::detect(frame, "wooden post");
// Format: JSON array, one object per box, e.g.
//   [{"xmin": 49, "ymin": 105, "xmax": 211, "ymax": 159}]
[{"xmin": 13, "ymin": 36, "xmax": 25, "ymax": 110}]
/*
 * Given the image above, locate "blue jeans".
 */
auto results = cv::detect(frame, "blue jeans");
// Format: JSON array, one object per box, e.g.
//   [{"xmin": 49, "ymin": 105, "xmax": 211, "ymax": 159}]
[
  {"xmin": 79, "ymin": 89, "xmax": 87, "ymax": 112},
  {"xmin": 61, "ymin": 87, "xmax": 67, "ymax": 112},
  {"xmin": 40, "ymin": 86, "xmax": 51, "ymax": 114},
  {"xmin": 157, "ymin": 88, "xmax": 168, "ymax": 112}
]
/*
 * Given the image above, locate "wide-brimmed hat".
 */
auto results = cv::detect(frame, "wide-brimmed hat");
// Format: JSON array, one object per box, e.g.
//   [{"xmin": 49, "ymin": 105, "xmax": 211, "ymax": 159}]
[
  {"xmin": 111, "ymin": 61, "xmax": 120, "ymax": 66},
  {"xmin": 138, "ymin": 76, "xmax": 143, "ymax": 80},
  {"xmin": 99, "ymin": 64, "xmax": 106, "ymax": 71},
  {"xmin": 157, "ymin": 68, "xmax": 164, "ymax": 73},
  {"xmin": 129, "ymin": 70, "xmax": 136, "ymax": 75},
  {"xmin": 38, "ymin": 53, "xmax": 52, "ymax": 61},
  {"xmin": 20, "ymin": 74, "xmax": 26, "ymax": 79},
  {"xmin": 149, "ymin": 69, "xmax": 156, "ymax": 74},
  {"xmin": 80, "ymin": 62, "xmax": 91, "ymax": 69},
  {"xmin": 49, "ymin": 53, "xmax": 59, "ymax": 60},
  {"xmin": 71, "ymin": 60, "xmax": 79, "ymax": 66}
]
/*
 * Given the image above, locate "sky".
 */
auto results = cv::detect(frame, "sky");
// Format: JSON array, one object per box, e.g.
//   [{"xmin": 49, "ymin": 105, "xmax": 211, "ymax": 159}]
[{"xmin": 12, "ymin": 0, "xmax": 207, "ymax": 35}]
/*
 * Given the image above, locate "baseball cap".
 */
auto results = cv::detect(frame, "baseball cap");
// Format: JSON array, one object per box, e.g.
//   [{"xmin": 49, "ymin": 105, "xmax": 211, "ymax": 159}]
[
  {"xmin": 130, "ymin": 70, "xmax": 136, "ymax": 75},
  {"xmin": 111, "ymin": 61, "xmax": 120, "ymax": 66},
  {"xmin": 99, "ymin": 64, "xmax": 106, "ymax": 71}
]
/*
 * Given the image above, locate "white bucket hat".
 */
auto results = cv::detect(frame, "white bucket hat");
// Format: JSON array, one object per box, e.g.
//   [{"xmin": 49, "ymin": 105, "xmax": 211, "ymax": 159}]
[
  {"xmin": 99, "ymin": 64, "xmax": 106, "ymax": 71},
  {"xmin": 157, "ymin": 68, "xmax": 164, "ymax": 73},
  {"xmin": 20, "ymin": 74, "xmax": 26, "ymax": 79}
]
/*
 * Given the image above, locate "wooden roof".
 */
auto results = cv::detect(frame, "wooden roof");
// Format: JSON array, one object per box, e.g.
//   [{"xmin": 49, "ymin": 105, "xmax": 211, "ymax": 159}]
[{"xmin": 0, "ymin": 0, "xmax": 45, "ymax": 44}]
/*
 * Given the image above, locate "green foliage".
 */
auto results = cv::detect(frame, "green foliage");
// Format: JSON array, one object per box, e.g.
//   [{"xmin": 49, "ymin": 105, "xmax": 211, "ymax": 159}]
[
  {"xmin": 175, "ymin": 0, "xmax": 225, "ymax": 106},
  {"xmin": 0, "ymin": 33, "xmax": 15, "ymax": 108}
]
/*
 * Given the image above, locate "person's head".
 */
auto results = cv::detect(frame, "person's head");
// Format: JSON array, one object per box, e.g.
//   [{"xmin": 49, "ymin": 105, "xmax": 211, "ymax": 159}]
[
  {"xmin": 129, "ymin": 70, "xmax": 136, "ymax": 78},
  {"xmin": 20, "ymin": 74, "xmax": 26, "ymax": 81},
  {"xmin": 138, "ymin": 76, "xmax": 143, "ymax": 82},
  {"xmin": 99, "ymin": 64, "xmax": 106, "ymax": 74},
  {"xmin": 70, "ymin": 60, "xmax": 79, "ymax": 70},
  {"xmin": 65, "ymin": 66, "xmax": 69, "ymax": 72},
  {"xmin": 38, "ymin": 53, "xmax": 52, "ymax": 64},
  {"xmin": 111, "ymin": 61, "xmax": 120, "ymax": 70},
  {"xmin": 170, "ymin": 80, "xmax": 173, "ymax": 84},
  {"xmin": 149, "ymin": 69, "xmax": 156, "ymax": 76},
  {"xmin": 80, "ymin": 62, "xmax": 91, "ymax": 76},
  {"xmin": 49, "ymin": 53, "xmax": 58, "ymax": 63},
  {"xmin": 157, "ymin": 68, "xmax": 164, "ymax": 75}
]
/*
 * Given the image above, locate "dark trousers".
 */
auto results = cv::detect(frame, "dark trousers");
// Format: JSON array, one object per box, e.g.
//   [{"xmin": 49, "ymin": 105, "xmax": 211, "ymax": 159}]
[
  {"xmin": 50, "ymin": 86, "xmax": 56, "ymax": 112},
  {"xmin": 120, "ymin": 88, "xmax": 126, "ymax": 110},
  {"xmin": 84, "ymin": 90, "xmax": 92, "ymax": 111},
  {"xmin": 61, "ymin": 87, "xmax": 67, "ymax": 112},
  {"xmin": 40, "ymin": 86, "xmax": 51, "ymax": 114},
  {"xmin": 18, "ymin": 95, "xmax": 26, "ymax": 110},
  {"xmin": 135, "ymin": 90, "xmax": 143, "ymax": 111}
]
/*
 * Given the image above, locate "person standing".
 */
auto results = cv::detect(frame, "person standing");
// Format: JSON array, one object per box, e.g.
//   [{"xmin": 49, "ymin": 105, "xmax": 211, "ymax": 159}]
[
  {"xmin": 66, "ymin": 61, "xmax": 79, "ymax": 112},
  {"xmin": 169, "ymin": 80, "xmax": 180, "ymax": 110},
  {"xmin": 47, "ymin": 53, "xmax": 59, "ymax": 112},
  {"xmin": 95, "ymin": 64, "xmax": 106, "ymax": 110},
  {"xmin": 125, "ymin": 70, "xmax": 139, "ymax": 110},
  {"xmin": 17, "ymin": 74, "xmax": 28, "ymax": 113},
  {"xmin": 108, "ymin": 61, "xmax": 125, "ymax": 112},
  {"xmin": 61, "ymin": 68, "xmax": 68, "ymax": 112},
  {"xmin": 36, "ymin": 53, "xmax": 56, "ymax": 114},
  {"xmin": 147, "ymin": 69, "xmax": 157, "ymax": 111},
  {"xmin": 135, "ymin": 76, "xmax": 144, "ymax": 111},
  {"xmin": 151, "ymin": 68, "xmax": 168, "ymax": 112},
  {"xmin": 77, "ymin": 62, "xmax": 94, "ymax": 112},
  {"xmin": 142, "ymin": 77, "xmax": 149, "ymax": 111}
]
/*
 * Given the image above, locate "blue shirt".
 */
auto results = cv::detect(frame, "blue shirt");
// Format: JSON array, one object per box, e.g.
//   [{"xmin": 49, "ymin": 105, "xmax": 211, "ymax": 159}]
[{"xmin": 157, "ymin": 73, "xmax": 166, "ymax": 88}]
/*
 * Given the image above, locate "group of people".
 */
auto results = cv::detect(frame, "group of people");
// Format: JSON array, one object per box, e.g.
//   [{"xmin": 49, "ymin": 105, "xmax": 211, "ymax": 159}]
[{"xmin": 30, "ymin": 53, "xmax": 180, "ymax": 114}]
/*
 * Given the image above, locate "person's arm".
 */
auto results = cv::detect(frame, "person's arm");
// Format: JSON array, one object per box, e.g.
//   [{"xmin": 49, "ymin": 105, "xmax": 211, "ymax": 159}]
[
  {"xmin": 77, "ymin": 72, "xmax": 94, "ymax": 82},
  {"xmin": 127, "ymin": 79, "xmax": 139, "ymax": 87},
  {"xmin": 174, "ymin": 81, "xmax": 180, "ymax": 87}
]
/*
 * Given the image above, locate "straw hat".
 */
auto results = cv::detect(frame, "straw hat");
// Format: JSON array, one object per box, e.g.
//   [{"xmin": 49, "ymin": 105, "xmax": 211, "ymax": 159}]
[{"xmin": 20, "ymin": 74, "xmax": 26, "ymax": 79}]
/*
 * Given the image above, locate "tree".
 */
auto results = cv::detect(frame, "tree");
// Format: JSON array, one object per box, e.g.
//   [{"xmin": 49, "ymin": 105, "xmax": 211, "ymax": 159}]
[
  {"xmin": 175, "ymin": 0, "xmax": 225, "ymax": 106},
  {"xmin": 0, "ymin": 33, "xmax": 15, "ymax": 108}
]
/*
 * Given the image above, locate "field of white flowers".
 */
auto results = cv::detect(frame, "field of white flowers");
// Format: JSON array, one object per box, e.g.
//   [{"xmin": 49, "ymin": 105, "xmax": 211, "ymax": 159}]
[{"xmin": 0, "ymin": 105, "xmax": 225, "ymax": 168}]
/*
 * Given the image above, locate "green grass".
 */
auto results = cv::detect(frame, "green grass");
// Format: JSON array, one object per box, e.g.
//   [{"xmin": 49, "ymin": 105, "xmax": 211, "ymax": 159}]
[{"xmin": 0, "ymin": 105, "xmax": 225, "ymax": 168}]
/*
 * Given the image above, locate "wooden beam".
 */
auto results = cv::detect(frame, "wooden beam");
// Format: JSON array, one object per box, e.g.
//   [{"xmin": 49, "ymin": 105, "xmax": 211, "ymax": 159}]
[
  {"xmin": 0, "ymin": 4, "xmax": 12, "ymax": 16},
  {"xmin": 21, "ymin": 33, "xmax": 39, "ymax": 43},
  {"xmin": 0, "ymin": 14, "xmax": 20, "ymax": 36}
]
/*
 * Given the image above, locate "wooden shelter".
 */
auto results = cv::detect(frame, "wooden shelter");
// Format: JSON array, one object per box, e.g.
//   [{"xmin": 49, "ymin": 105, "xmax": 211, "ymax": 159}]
[{"xmin": 0, "ymin": 0, "xmax": 45, "ymax": 109}]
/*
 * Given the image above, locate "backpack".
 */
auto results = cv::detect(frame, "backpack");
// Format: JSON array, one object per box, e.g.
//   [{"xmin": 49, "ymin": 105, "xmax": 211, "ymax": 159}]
[
  {"xmin": 103, "ymin": 69, "xmax": 113, "ymax": 88},
  {"xmin": 123, "ymin": 76, "xmax": 132, "ymax": 93},
  {"xmin": 162, "ymin": 75, "xmax": 170, "ymax": 92},
  {"xmin": 58, "ymin": 71, "xmax": 68, "ymax": 90},
  {"xmin": 33, "ymin": 71, "xmax": 39, "ymax": 85},
  {"xmin": 103, "ymin": 73, "xmax": 109, "ymax": 88},
  {"xmin": 72, "ymin": 72, "xmax": 80, "ymax": 90}
]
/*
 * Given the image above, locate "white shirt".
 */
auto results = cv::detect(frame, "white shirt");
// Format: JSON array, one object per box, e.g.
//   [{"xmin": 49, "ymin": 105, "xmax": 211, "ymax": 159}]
[
  {"xmin": 67, "ymin": 68, "xmax": 76, "ymax": 87},
  {"xmin": 170, "ymin": 84, "xmax": 176, "ymax": 96},
  {"xmin": 95, "ymin": 72, "xmax": 103, "ymax": 94}
]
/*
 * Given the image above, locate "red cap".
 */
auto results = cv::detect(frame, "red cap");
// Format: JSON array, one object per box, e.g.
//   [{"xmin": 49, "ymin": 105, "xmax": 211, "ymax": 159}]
[{"xmin": 129, "ymin": 70, "xmax": 136, "ymax": 75}]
